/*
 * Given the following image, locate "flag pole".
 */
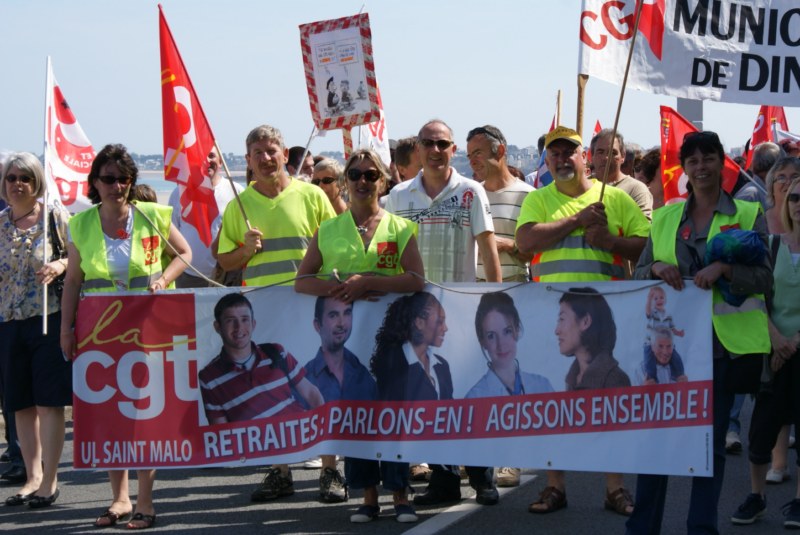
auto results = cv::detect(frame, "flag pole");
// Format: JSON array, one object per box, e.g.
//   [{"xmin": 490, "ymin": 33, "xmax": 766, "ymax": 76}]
[
  {"xmin": 576, "ymin": 74, "xmax": 588, "ymax": 137},
  {"xmin": 215, "ymin": 141, "xmax": 251, "ymax": 231},
  {"xmin": 42, "ymin": 56, "xmax": 52, "ymax": 335},
  {"xmin": 296, "ymin": 124, "xmax": 317, "ymax": 179},
  {"xmin": 556, "ymin": 90, "xmax": 562, "ymax": 126},
  {"xmin": 599, "ymin": 0, "xmax": 645, "ymax": 202}
]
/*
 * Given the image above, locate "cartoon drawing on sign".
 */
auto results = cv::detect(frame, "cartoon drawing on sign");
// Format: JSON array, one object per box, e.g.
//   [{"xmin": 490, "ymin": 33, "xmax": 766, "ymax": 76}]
[{"xmin": 326, "ymin": 76, "xmax": 339, "ymax": 115}]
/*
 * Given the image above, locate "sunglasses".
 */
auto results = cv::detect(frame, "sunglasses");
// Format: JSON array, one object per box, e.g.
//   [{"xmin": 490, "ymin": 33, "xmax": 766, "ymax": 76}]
[
  {"xmin": 96, "ymin": 175, "xmax": 132, "ymax": 185},
  {"xmin": 419, "ymin": 138, "xmax": 454, "ymax": 150},
  {"xmin": 4, "ymin": 174, "xmax": 33, "ymax": 184},
  {"xmin": 312, "ymin": 176, "xmax": 337, "ymax": 186},
  {"xmin": 346, "ymin": 168, "xmax": 382, "ymax": 182},
  {"xmin": 788, "ymin": 193, "xmax": 800, "ymax": 204}
]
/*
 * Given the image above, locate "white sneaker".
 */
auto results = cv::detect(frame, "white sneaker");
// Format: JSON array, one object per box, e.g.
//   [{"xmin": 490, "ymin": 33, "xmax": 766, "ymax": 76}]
[
  {"xmin": 790, "ymin": 435, "xmax": 796, "ymax": 448},
  {"xmin": 766, "ymin": 468, "xmax": 790, "ymax": 484},
  {"xmin": 725, "ymin": 431, "xmax": 742, "ymax": 453},
  {"xmin": 496, "ymin": 467, "xmax": 521, "ymax": 487},
  {"xmin": 303, "ymin": 457, "xmax": 323, "ymax": 469}
]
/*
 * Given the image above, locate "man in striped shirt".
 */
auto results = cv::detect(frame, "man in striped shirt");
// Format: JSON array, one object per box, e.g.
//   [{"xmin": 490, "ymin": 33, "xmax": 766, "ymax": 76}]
[
  {"xmin": 467, "ymin": 125, "xmax": 534, "ymax": 282},
  {"xmin": 200, "ymin": 293, "xmax": 323, "ymax": 502}
]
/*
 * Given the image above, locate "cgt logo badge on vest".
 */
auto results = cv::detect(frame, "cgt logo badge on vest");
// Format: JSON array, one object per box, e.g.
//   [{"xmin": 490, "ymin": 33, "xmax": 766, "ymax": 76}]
[
  {"xmin": 142, "ymin": 236, "xmax": 161, "ymax": 266},
  {"xmin": 377, "ymin": 241, "xmax": 399, "ymax": 269}
]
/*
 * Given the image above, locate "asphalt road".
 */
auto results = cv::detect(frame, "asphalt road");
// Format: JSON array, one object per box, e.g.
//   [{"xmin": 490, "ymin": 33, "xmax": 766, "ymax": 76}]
[{"xmin": 1, "ymin": 397, "xmax": 797, "ymax": 534}]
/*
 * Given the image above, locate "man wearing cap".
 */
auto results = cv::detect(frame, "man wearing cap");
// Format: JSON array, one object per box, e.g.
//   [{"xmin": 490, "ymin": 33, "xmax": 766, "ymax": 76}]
[{"xmin": 515, "ymin": 125, "xmax": 650, "ymax": 516}]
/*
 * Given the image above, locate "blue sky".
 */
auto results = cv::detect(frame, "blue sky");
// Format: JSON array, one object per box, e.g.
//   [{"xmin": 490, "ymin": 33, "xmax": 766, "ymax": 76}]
[{"xmin": 2, "ymin": 0, "xmax": 797, "ymax": 156}]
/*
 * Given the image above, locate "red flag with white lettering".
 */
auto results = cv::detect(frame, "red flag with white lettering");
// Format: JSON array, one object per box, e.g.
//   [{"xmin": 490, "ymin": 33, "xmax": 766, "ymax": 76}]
[
  {"xmin": 44, "ymin": 58, "xmax": 94, "ymax": 213},
  {"xmin": 744, "ymin": 106, "xmax": 789, "ymax": 169},
  {"xmin": 159, "ymin": 5, "xmax": 217, "ymax": 246},
  {"xmin": 659, "ymin": 106, "xmax": 742, "ymax": 204}
]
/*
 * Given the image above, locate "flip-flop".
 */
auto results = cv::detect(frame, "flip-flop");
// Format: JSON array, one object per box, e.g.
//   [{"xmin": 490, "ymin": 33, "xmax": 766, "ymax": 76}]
[
  {"xmin": 126, "ymin": 512, "xmax": 156, "ymax": 530},
  {"xmin": 94, "ymin": 509, "xmax": 132, "ymax": 527}
]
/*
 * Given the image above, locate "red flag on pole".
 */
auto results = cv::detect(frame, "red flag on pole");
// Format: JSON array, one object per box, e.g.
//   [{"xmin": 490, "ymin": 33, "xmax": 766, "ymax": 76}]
[
  {"xmin": 659, "ymin": 106, "xmax": 742, "ymax": 204},
  {"xmin": 587, "ymin": 120, "xmax": 602, "ymax": 164},
  {"xmin": 159, "ymin": 5, "xmax": 218, "ymax": 246},
  {"xmin": 744, "ymin": 106, "xmax": 789, "ymax": 168},
  {"xmin": 44, "ymin": 58, "xmax": 94, "ymax": 213}
]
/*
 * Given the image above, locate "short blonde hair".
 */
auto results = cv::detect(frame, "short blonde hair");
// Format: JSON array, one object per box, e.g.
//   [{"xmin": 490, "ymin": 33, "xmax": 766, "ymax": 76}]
[{"xmin": 343, "ymin": 149, "xmax": 391, "ymax": 195}]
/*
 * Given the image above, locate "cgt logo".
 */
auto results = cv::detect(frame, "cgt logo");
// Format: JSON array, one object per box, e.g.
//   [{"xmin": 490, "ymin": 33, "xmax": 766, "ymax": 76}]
[
  {"xmin": 377, "ymin": 241, "xmax": 399, "ymax": 269},
  {"xmin": 142, "ymin": 236, "xmax": 161, "ymax": 266},
  {"xmin": 580, "ymin": 0, "xmax": 665, "ymax": 61}
]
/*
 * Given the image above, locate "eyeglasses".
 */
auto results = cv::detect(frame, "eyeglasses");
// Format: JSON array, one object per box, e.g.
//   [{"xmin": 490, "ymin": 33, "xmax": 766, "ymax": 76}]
[
  {"xmin": 311, "ymin": 176, "xmax": 337, "ymax": 186},
  {"xmin": 419, "ymin": 138, "xmax": 454, "ymax": 151},
  {"xmin": 346, "ymin": 168, "xmax": 382, "ymax": 182},
  {"xmin": 96, "ymin": 175, "xmax": 132, "ymax": 185},
  {"xmin": 788, "ymin": 193, "xmax": 800, "ymax": 203},
  {"xmin": 4, "ymin": 174, "xmax": 33, "ymax": 184}
]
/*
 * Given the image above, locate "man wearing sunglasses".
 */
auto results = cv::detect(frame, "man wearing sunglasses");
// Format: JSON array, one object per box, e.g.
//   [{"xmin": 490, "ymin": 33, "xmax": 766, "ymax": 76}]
[
  {"xmin": 384, "ymin": 120, "xmax": 501, "ymax": 507},
  {"xmin": 167, "ymin": 148, "xmax": 244, "ymax": 288},
  {"xmin": 384, "ymin": 120, "xmax": 501, "ymax": 285}
]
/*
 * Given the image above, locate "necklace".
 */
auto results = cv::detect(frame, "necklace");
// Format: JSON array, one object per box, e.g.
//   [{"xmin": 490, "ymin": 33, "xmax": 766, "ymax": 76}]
[
  {"xmin": 11, "ymin": 205, "xmax": 37, "ymax": 225},
  {"xmin": 235, "ymin": 351, "xmax": 255, "ymax": 370},
  {"xmin": 354, "ymin": 210, "xmax": 381, "ymax": 235}
]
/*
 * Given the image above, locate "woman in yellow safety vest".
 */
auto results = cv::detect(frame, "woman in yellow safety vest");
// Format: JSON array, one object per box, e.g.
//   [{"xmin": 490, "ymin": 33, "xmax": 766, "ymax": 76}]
[
  {"xmin": 60, "ymin": 144, "xmax": 191, "ymax": 530},
  {"xmin": 627, "ymin": 131, "xmax": 772, "ymax": 535}
]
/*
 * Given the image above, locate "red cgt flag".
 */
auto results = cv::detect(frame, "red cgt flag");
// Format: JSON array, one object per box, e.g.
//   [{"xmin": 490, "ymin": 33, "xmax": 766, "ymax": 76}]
[
  {"xmin": 659, "ymin": 106, "xmax": 743, "ymax": 204},
  {"xmin": 159, "ymin": 5, "xmax": 217, "ymax": 246},
  {"xmin": 744, "ymin": 105, "xmax": 789, "ymax": 169}
]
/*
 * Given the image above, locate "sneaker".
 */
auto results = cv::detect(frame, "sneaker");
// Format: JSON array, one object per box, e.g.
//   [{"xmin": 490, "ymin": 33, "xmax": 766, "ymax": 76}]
[
  {"xmin": 791, "ymin": 435, "xmax": 796, "ymax": 448},
  {"xmin": 319, "ymin": 466, "xmax": 348, "ymax": 503},
  {"xmin": 726, "ymin": 431, "xmax": 742, "ymax": 454},
  {"xmin": 410, "ymin": 464, "xmax": 432, "ymax": 481},
  {"xmin": 782, "ymin": 498, "xmax": 800, "ymax": 529},
  {"xmin": 394, "ymin": 504, "xmax": 418, "ymax": 523},
  {"xmin": 251, "ymin": 467, "xmax": 294, "ymax": 502},
  {"xmin": 766, "ymin": 468, "xmax": 790, "ymax": 484},
  {"xmin": 303, "ymin": 457, "xmax": 323, "ymax": 469},
  {"xmin": 731, "ymin": 493, "xmax": 766, "ymax": 525},
  {"xmin": 350, "ymin": 504, "xmax": 380, "ymax": 523},
  {"xmin": 496, "ymin": 467, "xmax": 521, "ymax": 487}
]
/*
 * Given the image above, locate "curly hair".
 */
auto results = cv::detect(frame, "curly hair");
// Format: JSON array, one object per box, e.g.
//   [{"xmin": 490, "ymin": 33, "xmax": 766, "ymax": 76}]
[{"xmin": 370, "ymin": 291, "xmax": 439, "ymax": 390}]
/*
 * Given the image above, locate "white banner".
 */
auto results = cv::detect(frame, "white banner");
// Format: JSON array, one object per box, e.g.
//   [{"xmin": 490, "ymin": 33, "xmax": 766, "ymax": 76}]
[
  {"xmin": 73, "ymin": 282, "xmax": 713, "ymax": 476},
  {"xmin": 578, "ymin": 0, "xmax": 800, "ymax": 106}
]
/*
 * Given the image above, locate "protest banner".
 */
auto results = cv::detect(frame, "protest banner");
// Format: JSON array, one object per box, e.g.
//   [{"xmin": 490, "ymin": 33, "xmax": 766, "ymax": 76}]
[
  {"xmin": 44, "ymin": 58, "xmax": 94, "ymax": 213},
  {"xmin": 299, "ymin": 13, "xmax": 381, "ymax": 131},
  {"xmin": 578, "ymin": 0, "xmax": 800, "ymax": 106},
  {"xmin": 72, "ymin": 282, "xmax": 713, "ymax": 477}
]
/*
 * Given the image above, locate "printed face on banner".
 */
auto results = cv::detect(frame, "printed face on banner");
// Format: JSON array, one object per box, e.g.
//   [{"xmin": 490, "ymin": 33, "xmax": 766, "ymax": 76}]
[
  {"xmin": 300, "ymin": 14, "xmax": 380, "ymax": 130},
  {"xmin": 72, "ymin": 283, "xmax": 715, "ymax": 477}
]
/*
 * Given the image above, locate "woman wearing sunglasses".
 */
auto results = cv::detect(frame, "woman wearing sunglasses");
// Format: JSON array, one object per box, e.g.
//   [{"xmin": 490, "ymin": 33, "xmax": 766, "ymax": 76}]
[
  {"xmin": 0, "ymin": 153, "xmax": 72, "ymax": 510},
  {"xmin": 628, "ymin": 131, "xmax": 772, "ymax": 534},
  {"xmin": 60, "ymin": 144, "xmax": 191, "ymax": 530},
  {"xmin": 312, "ymin": 158, "xmax": 348, "ymax": 214},
  {"xmin": 295, "ymin": 148, "xmax": 424, "ymax": 523}
]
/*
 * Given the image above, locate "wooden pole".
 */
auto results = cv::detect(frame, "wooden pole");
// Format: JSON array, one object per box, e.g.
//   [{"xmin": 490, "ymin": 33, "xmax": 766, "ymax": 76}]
[
  {"xmin": 556, "ymin": 90, "xmax": 562, "ymax": 126},
  {"xmin": 215, "ymin": 141, "xmax": 251, "ymax": 231},
  {"xmin": 599, "ymin": 0, "xmax": 645, "ymax": 202},
  {"xmin": 576, "ymin": 74, "xmax": 589, "ymax": 138}
]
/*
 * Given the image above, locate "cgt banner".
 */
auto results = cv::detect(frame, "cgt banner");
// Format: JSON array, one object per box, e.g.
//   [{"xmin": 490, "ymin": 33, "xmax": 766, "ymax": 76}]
[
  {"xmin": 578, "ymin": 0, "xmax": 800, "ymax": 106},
  {"xmin": 72, "ymin": 282, "xmax": 713, "ymax": 477}
]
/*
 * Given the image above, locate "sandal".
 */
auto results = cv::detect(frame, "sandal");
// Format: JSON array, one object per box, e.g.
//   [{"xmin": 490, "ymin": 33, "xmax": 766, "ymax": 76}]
[
  {"xmin": 126, "ymin": 512, "xmax": 156, "ymax": 530},
  {"xmin": 605, "ymin": 487, "xmax": 634, "ymax": 516},
  {"xmin": 95, "ymin": 509, "xmax": 132, "ymax": 527},
  {"xmin": 528, "ymin": 486, "xmax": 567, "ymax": 514}
]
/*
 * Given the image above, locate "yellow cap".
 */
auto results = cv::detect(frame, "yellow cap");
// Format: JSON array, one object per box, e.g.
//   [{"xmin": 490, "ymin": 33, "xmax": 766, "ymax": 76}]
[{"xmin": 545, "ymin": 126, "xmax": 583, "ymax": 148}]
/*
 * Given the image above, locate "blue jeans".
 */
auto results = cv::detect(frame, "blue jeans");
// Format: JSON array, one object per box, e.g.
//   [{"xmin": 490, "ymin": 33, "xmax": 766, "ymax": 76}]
[
  {"xmin": 626, "ymin": 356, "xmax": 733, "ymax": 535},
  {"xmin": 346, "ymin": 458, "xmax": 409, "ymax": 492},
  {"xmin": 728, "ymin": 394, "xmax": 745, "ymax": 435}
]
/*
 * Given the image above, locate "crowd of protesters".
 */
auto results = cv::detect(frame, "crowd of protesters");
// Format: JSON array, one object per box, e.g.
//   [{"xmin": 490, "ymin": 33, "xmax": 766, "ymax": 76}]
[{"xmin": 1, "ymin": 120, "xmax": 799, "ymax": 533}]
